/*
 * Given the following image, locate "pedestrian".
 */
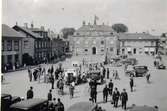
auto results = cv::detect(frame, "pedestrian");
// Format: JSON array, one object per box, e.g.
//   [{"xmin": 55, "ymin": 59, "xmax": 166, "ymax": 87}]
[
  {"xmin": 130, "ymin": 76, "xmax": 134, "ymax": 92},
  {"xmin": 107, "ymin": 68, "xmax": 110, "ymax": 79},
  {"xmin": 146, "ymin": 72, "xmax": 151, "ymax": 83},
  {"xmin": 108, "ymin": 79, "xmax": 114, "ymax": 96},
  {"xmin": 112, "ymin": 87, "xmax": 120, "ymax": 108},
  {"xmin": 33, "ymin": 69, "xmax": 38, "ymax": 81},
  {"xmin": 115, "ymin": 70, "xmax": 119, "ymax": 80},
  {"xmin": 51, "ymin": 65, "xmax": 54, "ymax": 75},
  {"xmin": 69, "ymin": 84, "xmax": 74, "ymax": 98},
  {"xmin": 50, "ymin": 74, "xmax": 55, "ymax": 89},
  {"xmin": 55, "ymin": 98, "xmax": 64, "ymax": 111},
  {"xmin": 103, "ymin": 67, "xmax": 106, "ymax": 78},
  {"xmin": 26, "ymin": 86, "xmax": 34, "ymax": 99},
  {"xmin": 90, "ymin": 86, "xmax": 97, "ymax": 103},
  {"xmin": 120, "ymin": 89, "xmax": 128, "ymax": 110},
  {"xmin": 48, "ymin": 89, "xmax": 52, "ymax": 101},
  {"xmin": 28, "ymin": 68, "xmax": 32, "ymax": 82},
  {"xmin": 103, "ymin": 85, "xmax": 109, "ymax": 102}
]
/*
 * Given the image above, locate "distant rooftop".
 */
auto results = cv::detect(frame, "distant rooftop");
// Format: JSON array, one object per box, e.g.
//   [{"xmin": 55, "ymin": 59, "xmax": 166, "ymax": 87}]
[
  {"xmin": 2, "ymin": 24, "xmax": 25, "ymax": 38},
  {"xmin": 13, "ymin": 25, "xmax": 43, "ymax": 39},
  {"xmin": 118, "ymin": 33, "xmax": 160, "ymax": 40}
]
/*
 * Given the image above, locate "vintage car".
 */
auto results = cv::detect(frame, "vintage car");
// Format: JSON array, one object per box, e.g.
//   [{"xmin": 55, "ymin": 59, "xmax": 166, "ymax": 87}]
[
  {"xmin": 1, "ymin": 93, "xmax": 21, "ymax": 111},
  {"xmin": 88, "ymin": 70, "xmax": 102, "ymax": 84},
  {"xmin": 67, "ymin": 101, "xmax": 96, "ymax": 111},
  {"xmin": 156, "ymin": 64, "xmax": 166, "ymax": 69},
  {"xmin": 134, "ymin": 66, "xmax": 148, "ymax": 77},
  {"xmin": 130, "ymin": 105, "xmax": 158, "ymax": 111},
  {"xmin": 10, "ymin": 98, "xmax": 48, "ymax": 111},
  {"xmin": 125, "ymin": 65, "xmax": 135, "ymax": 77},
  {"xmin": 64, "ymin": 68, "xmax": 78, "ymax": 85},
  {"xmin": 121, "ymin": 58, "xmax": 137, "ymax": 65}
]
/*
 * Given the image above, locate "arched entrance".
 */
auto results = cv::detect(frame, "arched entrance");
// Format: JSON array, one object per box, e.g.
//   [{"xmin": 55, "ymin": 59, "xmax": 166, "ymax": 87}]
[{"xmin": 92, "ymin": 47, "xmax": 96, "ymax": 55}]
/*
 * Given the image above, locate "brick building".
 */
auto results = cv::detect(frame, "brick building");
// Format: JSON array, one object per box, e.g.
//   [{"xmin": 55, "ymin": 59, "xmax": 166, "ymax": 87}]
[
  {"xmin": 2, "ymin": 24, "xmax": 25, "ymax": 71},
  {"xmin": 13, "ymin": 25, "xmax": 51, "ymax": 64}
]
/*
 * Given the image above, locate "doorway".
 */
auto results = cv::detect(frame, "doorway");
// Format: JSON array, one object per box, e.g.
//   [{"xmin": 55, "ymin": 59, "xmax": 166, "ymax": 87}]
[
  {"xmin": 133, "ymin": 48, "xmax": 136, "ymax": 54},
  {"xmin": 92, "ymin": 47, "xmax": 96, "ymax": 55}
]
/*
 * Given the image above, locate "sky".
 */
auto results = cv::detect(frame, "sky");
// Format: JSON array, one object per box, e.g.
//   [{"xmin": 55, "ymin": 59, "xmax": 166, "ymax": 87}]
[{"xmin": 2, "ymin": 0, "xmax": 167, "ymax": 35}]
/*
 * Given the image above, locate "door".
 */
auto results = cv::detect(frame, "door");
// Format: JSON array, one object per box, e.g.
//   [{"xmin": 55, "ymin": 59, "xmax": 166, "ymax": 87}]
[
  {"xmin": 92, "ymin": 47, "xmax": 96, "ymax": 55},
  {"xmin": 133, "ymin": 48, "xmax": 136, "ymax": 54}
]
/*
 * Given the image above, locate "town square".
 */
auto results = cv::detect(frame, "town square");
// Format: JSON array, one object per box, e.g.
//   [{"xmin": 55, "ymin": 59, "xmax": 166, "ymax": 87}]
[{"xmin": 1, "ymin": 0, "xmax": 167, "ymax": 111}]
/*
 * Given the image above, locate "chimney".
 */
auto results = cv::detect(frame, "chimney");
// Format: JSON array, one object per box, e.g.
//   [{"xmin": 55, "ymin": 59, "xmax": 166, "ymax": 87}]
[
  {"xmin": 88, "ymin": 22, "xmax": 91, "ymax": 25},
  {"xmin": 16, "ymin": 22, "xmax": 18, "ymax": 26},
  {"xmin": 102, "ymin": 22, "xmax": 105, "ymax": 25},
  {"xmin": 24, "ymin": 23, "xmax": 28, "ymax": 28}
]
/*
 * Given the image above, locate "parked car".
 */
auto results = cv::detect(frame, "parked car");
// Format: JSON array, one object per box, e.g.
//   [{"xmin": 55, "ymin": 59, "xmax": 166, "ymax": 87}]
[
  {"xmin": 1, "ymin": 93, "xmax": 21, "ymax": 111},
  {"xmin": 125, "ymin": 65, "xmax": 135, "ymax": 77},
  {"xmin": 121, "ymin": 58, "xmax": 137, "ymax": 65},
  {"xmin": 10, "ymin": 98, "xmax": 48, "ymax": 111},
  {"xmin": 134, "ymin": 66, "xmax": 148, "ymax": 77},
  {"xmin": 67, "ymin": 101, "xmax": 96, "ymax": 111},
  {"xmin": 156, "ymin": 64, "xmax": 166, "ymax": 69},
  {"xmin": 88, "ymin": 70, "xmax": 102, "ymax": 84}
]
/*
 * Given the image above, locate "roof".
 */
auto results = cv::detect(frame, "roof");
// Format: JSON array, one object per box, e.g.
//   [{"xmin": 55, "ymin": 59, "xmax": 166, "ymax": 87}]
[
  {"xmin": 73, "ymin": 24, "xmax": 115, "ymax": 37},
  {"xmin": 67, "ymin": 102, "xmax": 96, "ymax": 111},
  {"xmin": 77, "ymin": 25, "xmax": 114, "ymax": 32},
  {"xmin": 118, "ymin": 33, "xmax": 159, "ymax": 40},
  {"xmin": 13, "ymin": 25, "xmax": 43, "ymax": 39},
  {"xmin": 10, "ymin": 98, "xmax": 48, "ymax": 110},
  {"xmin": 2, "ymin": 24, "xmax": 25, "ymax": 38}
]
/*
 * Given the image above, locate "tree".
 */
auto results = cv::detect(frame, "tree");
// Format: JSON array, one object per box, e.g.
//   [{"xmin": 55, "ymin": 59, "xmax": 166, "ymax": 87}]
[
  {"xmin": 61, "ymin": 28, "xmax": 75, "ymax": 39},
  {"xmin": 112, "ymin": 23, "xmax": 128, "ymax": 33}
]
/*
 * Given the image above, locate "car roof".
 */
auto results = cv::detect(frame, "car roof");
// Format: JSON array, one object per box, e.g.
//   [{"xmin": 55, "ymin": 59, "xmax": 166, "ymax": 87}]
[
  {"xmin": 67, "ymin": 101, "xmax": 96, "ymax": 111},
  {"xmin": 1, "ymin": 93, "xmax": 12, "ymax": 98},
  {"xmin": 10, "ymin": 98, "xmax": 48, "ymax": 110}
]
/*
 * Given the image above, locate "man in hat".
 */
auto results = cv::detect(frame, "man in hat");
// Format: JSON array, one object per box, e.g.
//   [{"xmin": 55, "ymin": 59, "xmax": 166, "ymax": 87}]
[
  {"xmin": 112, "ymin": 87, "xmax": 120, "ymax": 108},
  {"xmin": 108, "ymin": 79, "xmax": 114, "ymax": 96},
  {"xmin": 27, "ymin": 86, "xmax": 34, "ymax": 99},
  {"xmin": 120, "ymin": 89, "xmax": 128, "ymax": 110}
]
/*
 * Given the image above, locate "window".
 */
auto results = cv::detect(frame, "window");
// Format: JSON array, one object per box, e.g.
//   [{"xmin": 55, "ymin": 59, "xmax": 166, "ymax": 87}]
[
  {"xmin": 101, "ymin": 49, "xmax": 104, "ymax": 52},
  {"xmin": 2, "ymin": 40, "xmax": 4, "ymax": 51},
  {"xmin": 7, "ymin": 40, "xmax": 12, "ymax": 51},
  {"xmin": 101, "ymin": 40, "xmax": 104, "ymax": 45},
  {"xmin": 24, "ymin": 40, "xmax": 29, "ymax": 49},
  {"xmin": 14, "ymin": 40, "xmax": 19, "ymax": 51},
  {"xmin": 85, "ymin": 49, "xmax": 88, "ymax": 52},
  {"xmin": 110, "ymin": 47, "xmax": 113, "ymax": 52},
  {"xmin": 151, "ymin": 41, "xmax": 154, "ymax": 46}
]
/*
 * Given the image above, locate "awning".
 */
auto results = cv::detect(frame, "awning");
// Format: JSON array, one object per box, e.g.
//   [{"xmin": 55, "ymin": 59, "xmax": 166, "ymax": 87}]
[
  {"xmin": 144, "ymin": 48, "xmax": 149, "ymax": 52},
  {"xmin": 150, "ymin": 48, "xmax": 155, "ymax": 52},
  {"xmin": 127, "ymin": 47, "xmax": 132, "ymax": 51}
]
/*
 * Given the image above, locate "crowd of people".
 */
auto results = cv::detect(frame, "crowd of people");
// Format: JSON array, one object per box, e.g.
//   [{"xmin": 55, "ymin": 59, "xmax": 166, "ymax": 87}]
[{"xmin": 25, "ymin": 57, "xmax": 155, "ymax": 111}]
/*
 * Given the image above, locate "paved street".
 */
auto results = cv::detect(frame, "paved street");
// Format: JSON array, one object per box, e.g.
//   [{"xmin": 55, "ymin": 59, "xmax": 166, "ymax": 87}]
[{"xmin": 2, "ymin": 55, "xmax": 167, "ymax": 111}]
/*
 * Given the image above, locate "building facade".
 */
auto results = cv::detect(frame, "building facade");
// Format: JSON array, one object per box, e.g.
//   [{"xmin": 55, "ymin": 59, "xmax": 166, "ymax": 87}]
[
  {"xmin": 2, "ymin": 24, "xmax": 25, "ymax": 71},
  {"xmin": 13, "ymin": 25, "xmax": 51, "ymax": 64},
  {"xmin": 69, "ymin": 22, "xmax": 118, "ymax": 56},
  {"xmin": 118, "ymin": 33, "xmax": 159, "ymax": 55}
]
